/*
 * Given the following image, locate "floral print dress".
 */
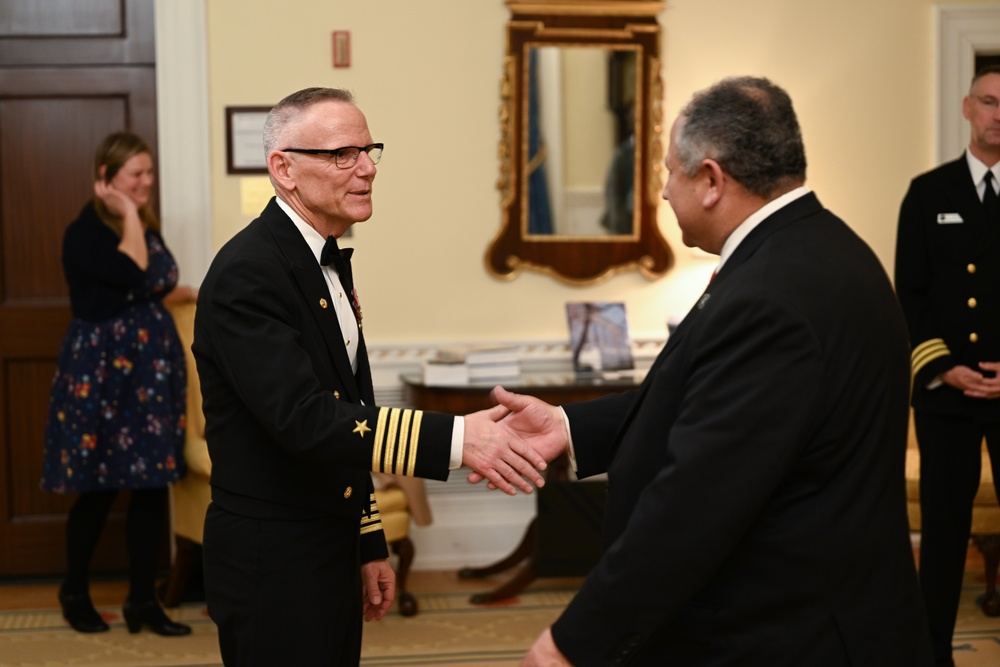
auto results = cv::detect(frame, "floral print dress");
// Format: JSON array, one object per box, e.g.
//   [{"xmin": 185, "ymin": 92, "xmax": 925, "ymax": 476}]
[{"xmin": 41, "ymin": 232, "xmax": 186, "ymax": 492}]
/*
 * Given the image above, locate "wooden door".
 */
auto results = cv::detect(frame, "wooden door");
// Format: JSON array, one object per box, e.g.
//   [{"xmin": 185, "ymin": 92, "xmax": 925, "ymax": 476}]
[{"xmin": 0, "ymin": 0, "xmax": 157, "ymax": 577}]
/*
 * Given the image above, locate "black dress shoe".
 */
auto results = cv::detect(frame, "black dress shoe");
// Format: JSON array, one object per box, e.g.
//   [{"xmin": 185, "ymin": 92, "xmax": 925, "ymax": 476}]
[
  {"xmin": 58, "ymin": 587, "xmax": 110, "ymax": 633},
  {"xmin": 122, "ymin": 599, "xmax": 191, "ymax": 636}
]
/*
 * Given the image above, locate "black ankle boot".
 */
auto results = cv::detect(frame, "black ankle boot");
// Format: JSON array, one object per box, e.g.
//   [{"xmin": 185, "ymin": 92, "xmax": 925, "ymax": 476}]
[
  {"xmin": 122, "ymin": 599, "xmax": 191, "ymax": 636},
  {"xmin": 58, "ymin": 586, "xmax": 109, "ymax": 633}
]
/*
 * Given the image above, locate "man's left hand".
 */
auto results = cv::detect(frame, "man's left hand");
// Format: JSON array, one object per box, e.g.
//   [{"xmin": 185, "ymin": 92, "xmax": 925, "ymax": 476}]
[{"xmin": 974, "ymin": 362, "xmax": 1000, "ymax": 399}]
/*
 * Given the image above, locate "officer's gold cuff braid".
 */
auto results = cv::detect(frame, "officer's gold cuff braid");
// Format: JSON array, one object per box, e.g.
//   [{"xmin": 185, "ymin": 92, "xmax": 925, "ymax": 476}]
[
  {"xmin": 360, "ymin": 492, "xmax": 383, "ymax": 535},
  {"xmin": 911, "ymin": 338, "xmax": 949, "ymax": 379},
  {"xmin": 371, "ymin": 407, "xmax": 424, "ymax": 476}
]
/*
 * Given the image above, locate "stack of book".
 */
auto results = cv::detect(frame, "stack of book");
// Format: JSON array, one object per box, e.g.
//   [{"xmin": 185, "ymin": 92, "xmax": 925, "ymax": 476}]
[{"xmin": 421, "ymin": 345, "xmax": 521, "ymax": 386}]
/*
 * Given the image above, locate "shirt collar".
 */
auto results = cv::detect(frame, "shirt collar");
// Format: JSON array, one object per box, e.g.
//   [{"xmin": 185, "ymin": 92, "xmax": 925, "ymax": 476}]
[
  {"xmin": 275, "ymin": 196, "xmax": 326, "ymax": 265},
  {"xmin": 716, "ymin": 186, "xmax": 811, "ymax": 270},
  {"xmin": 966, "ymin": 149, "xmax": 998, "ymax": 189}
]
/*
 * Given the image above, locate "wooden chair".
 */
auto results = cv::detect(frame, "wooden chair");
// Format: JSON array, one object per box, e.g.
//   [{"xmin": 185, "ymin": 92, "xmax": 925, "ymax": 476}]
[{"xmin": 160, "ymin": 301, "xmax": 427, "ymax": 616}]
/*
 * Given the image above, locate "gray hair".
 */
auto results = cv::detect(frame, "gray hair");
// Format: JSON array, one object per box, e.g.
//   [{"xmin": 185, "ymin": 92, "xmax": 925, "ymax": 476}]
[
  {"xmin": 674, "ymin": 76, "xmax": 806, "ymax": 199},
  {"xmin": 262, "ymin": 87, "xmax": 356, "ymax": 155},
  {"xmin": 971, "ymin": 64, "xmax": 1000, "ymax": 93}
]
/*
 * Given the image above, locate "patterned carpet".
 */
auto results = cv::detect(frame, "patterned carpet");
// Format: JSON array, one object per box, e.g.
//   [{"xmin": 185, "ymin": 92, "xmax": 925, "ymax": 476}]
[
  {"xmin": 0, "ymin": 589, "xmax": 572, "ymax": 667},
  {"xmin": 951, "ymin": 576, "xmax": 1000, "ymax": 667},
  {"xmin": 1, "ymin": 581, "xmax": 998, "ymax": 666}
]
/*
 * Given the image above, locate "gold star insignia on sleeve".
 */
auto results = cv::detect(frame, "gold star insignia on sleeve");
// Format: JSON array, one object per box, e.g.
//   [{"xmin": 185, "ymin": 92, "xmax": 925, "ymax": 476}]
[{"xmin": 353, "ymin": 420, "xmax": 371, "ymax": 438}]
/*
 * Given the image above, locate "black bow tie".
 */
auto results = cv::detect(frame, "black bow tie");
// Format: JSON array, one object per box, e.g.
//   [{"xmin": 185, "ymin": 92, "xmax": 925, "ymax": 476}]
[
  {"xmin": 320, "ymin": 236, "xmax": 358, "ymax": 326},
  {"xmin": 320, "ymin": 235, "xmax": 353, "ymax": 267}
]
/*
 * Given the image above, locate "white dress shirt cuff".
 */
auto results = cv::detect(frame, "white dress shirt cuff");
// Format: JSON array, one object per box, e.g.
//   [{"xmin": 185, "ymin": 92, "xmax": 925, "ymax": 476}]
[
  {"xmin": 450, "ymin": 417, "xmax": 464, "ymax": 469},
  {"xmin": 561, "ymin": 407, "xmax": 578, "ymax": 472}
]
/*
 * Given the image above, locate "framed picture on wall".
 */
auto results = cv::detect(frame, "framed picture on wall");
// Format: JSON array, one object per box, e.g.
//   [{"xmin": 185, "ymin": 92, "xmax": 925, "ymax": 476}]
[{"xmin": 225, "ymin": 106, "xmax": 271, "ymax": 174}]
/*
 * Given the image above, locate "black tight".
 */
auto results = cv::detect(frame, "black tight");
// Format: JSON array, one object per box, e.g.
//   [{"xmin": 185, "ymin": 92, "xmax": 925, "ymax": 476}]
[{"xmin": 63, "ymin": 488, "xmax": 168, "ymax": 604}]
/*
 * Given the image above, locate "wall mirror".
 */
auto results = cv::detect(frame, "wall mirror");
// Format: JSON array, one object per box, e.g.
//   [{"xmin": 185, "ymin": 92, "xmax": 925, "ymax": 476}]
[{"xmin": 486, "ymin": 0, "xmax": 673, "ymax": 284}]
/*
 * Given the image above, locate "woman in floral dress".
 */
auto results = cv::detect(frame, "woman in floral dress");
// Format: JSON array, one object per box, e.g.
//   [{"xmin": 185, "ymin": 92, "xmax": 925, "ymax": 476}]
[{"xmin": 41, "ymin": 132, "xmax": 193, "ymax": 637}]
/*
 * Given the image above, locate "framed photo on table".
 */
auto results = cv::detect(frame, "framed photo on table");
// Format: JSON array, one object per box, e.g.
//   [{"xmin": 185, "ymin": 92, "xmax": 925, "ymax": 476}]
[
  {"xmin": 225, "ymin": 106, "xmax": 271, "ymax": 174},
  {"xmin": 566, "ymin": 301, "xmax": 634, "ymax": 373}
]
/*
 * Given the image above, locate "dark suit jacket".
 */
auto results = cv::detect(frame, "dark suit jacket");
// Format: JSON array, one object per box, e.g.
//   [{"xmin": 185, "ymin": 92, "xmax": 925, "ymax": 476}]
[
  {"xmin": 895, "ymin": 155, "xmax": 1000, "ymax": 419},
  {"xmin": 193, "ymin": 197, "xmax": 454, "ymax": 562},
  {"xmin": 552, "ymin": 193, "xmax": 932, "ymax": 666}
]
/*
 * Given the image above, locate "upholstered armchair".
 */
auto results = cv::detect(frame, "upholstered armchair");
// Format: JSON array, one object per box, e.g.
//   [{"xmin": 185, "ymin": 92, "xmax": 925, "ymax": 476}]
[
  {"xmin": 160, "ymin": 300, "xmax": 209, "ymax": 608},
  {"xmin": 160, "ymin": 300, "xmax": 428, "ymax": 616},
  {"xmin": 372, "ymin": 473, "xmax": 432, "ymax": 616}
]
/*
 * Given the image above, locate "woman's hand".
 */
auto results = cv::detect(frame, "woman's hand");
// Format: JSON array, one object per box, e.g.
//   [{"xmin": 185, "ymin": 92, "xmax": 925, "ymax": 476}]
[{"xmin": 94, "ymin": 177, "xmax": 139, "ymax": 219}]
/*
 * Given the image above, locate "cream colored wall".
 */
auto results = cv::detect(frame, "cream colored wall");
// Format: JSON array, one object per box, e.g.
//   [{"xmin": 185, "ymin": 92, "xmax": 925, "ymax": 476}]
[
  {"xmin": 205, "ymin": 0, "xmax": 990, "ymax": 345},
  {"xmin": 563, "ymin": 47, "xmax": 614, "ymax": 188}
]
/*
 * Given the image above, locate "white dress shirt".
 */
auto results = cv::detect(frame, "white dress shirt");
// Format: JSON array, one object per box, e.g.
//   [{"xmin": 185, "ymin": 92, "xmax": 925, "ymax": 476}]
[{"xmin": 966, "ymin": 149, "xmax": 1000, "ymax": 203}]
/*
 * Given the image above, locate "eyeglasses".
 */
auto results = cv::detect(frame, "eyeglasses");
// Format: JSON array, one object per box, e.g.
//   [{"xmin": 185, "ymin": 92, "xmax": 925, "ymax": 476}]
[
  {"xmin": 280, "ymin": 143, "xmax": 384, "ymax": 168},
  {"xmin": 973, "ymin": 95, "xmax": 999, "ymax": 111}
]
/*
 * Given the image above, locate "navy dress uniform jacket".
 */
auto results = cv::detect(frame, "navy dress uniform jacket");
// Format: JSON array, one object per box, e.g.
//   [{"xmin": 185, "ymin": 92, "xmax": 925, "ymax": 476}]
[
  {"xmin": 193, "ymin": 197, "xmax": 455, "ymax": 562},
  {"xmin": 895, "ymin": 156, "xmax": 1000, "ymax": 420}
]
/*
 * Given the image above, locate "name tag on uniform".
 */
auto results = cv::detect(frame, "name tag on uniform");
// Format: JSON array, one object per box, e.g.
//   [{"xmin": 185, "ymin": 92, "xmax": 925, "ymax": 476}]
[{"xmin": 937, "ymin": 213, "xmax": 964, "ymax": 224}]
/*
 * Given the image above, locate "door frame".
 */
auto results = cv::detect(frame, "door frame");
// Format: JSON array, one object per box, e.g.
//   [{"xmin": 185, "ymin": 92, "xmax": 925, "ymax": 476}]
[{"xmin": 155, "ymin": 1, "xmax": 212, "ymax": 287}]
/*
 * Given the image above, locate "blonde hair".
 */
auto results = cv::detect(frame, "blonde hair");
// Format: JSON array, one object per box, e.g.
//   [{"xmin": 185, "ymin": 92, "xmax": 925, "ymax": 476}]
[{"xmin": 92, "ymin": 132, "xmax": 160, "ymax": 235}]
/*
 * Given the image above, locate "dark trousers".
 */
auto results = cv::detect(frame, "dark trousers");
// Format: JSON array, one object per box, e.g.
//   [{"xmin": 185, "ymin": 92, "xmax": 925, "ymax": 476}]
[
  {"xmin": 915, "ymin": 412, "xmax": 1000, "ymax": 667},
  {"xmin": 203, "ymin": 503, "xmax": 363, "ymax": 667}
]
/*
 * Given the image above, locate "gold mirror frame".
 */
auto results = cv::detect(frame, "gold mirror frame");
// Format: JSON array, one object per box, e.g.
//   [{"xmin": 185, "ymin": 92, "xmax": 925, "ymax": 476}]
[{"xmin": 486, "ymin": 0, "xmax": 673, "ymax": 285}]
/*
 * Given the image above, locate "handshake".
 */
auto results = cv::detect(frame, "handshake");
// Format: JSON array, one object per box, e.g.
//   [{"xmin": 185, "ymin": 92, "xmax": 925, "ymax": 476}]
[{"xmin": 459, "ymin": 386, "xmax": 571, "ymax": 495}]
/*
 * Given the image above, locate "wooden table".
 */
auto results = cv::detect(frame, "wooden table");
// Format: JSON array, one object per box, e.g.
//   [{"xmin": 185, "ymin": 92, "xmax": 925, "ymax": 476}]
[{"xmin": 400, "ymin": 371, "xmax": 639, "ymax": 603}]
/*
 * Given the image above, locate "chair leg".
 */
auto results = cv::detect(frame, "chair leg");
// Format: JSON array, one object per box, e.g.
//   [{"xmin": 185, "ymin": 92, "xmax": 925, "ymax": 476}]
[
  {"xmin": 972, "ymin": 534, "xmax": 1000, "ymax": 617},
  {"xmin": 391, "ymin": 536, "xmax": 417, "ymax": 617},
  {"xmin": 161, "ymin": 536, "xmax": 195, "ymax": 608}
]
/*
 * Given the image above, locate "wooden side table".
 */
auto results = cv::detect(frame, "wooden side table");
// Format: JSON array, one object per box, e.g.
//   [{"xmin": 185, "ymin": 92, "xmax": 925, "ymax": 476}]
[{"xmin": 400, "ymin": 371, "xmax": 639, "ymax": 603}]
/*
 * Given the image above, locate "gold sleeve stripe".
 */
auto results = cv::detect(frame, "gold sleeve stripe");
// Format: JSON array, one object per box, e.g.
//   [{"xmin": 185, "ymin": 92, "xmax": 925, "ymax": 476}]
[
  {"xmin": 360, "ymin": 498, "xmax": 382, "ymax": 535},
  {"xmin": 371, "ymin": 406, "xmax": 424, "ymax": 476},
  {"xmin": 911, "ymin": 338, "xmax": 949, "ymax": 377},
  {"xmin": 360, "ymin": 521, "xmax": 383, "ymax": 536},
  {"xmin": 384, "ymin": 408, "xmax": 401, "ymax": 475},
  {"xmin": 372, "ymin": 407, "xmax": 390, "ymax": 472},
  {"xmin": 396, "ymin": 409, "xmax": 413, "ymax": 475},
  {"xmin": 407, "ymin": 409, "xmax": 422, "ymax": 477}
]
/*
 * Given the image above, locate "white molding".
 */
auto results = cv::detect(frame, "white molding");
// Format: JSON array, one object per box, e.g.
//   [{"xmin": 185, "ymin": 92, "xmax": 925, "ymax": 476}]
[
  {"xmin": 154, "ymin": 0, "xmax": 212, "ymax": 286},
  {"xmin": 936, "ymin": 4, "xmax": 1000, "ymax": 163}
]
